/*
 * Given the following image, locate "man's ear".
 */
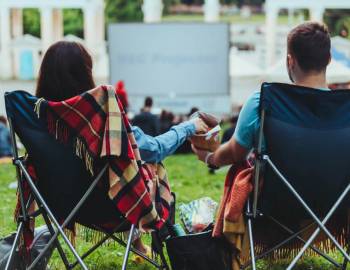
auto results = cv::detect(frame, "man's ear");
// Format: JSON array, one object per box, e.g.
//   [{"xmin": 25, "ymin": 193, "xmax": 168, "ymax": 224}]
[{"xmin": 287, "ymin": 54, "xmax": 294, "ymax": 68}]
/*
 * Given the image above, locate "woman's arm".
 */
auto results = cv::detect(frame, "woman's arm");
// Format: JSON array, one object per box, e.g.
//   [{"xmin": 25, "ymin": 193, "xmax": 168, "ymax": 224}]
[{"xmin": 132, "ymin": 118, "xmax": 207, "ymax": 163}]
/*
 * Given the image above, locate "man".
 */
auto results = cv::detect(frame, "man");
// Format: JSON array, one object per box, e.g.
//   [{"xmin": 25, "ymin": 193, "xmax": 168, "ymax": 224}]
[
  {"xmin": 221, "ymin": 115, "xmax": 239, "ymax": 144},
  {"xmin": 192, "ymin": 21, "xmax": 332, "ymax": 166},
  {"xmin": 132, "ymin": 97, "xmax": 160, "ymax": 136}
]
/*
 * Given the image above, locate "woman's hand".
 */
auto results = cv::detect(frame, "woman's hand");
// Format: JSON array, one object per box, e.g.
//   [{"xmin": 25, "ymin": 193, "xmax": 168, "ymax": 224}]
[{"xmin": 190, "ymin": 117, "xmax": 209, "ymax": 134}]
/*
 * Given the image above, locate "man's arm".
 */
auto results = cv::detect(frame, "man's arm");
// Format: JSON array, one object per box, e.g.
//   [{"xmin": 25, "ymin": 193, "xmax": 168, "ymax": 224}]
[
  {"xmin": 192, "ymin": 137, "xmax": 249, "ymax": 167},
  {"xmin": 192, "ymin": 91, "xmax": 260, "ymax": 167}
]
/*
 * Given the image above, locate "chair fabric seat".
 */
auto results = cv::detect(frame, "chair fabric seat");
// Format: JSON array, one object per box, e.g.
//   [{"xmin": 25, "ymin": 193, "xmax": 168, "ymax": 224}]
[
  {"xmin": 5, "ymin": 90, "xmax": 126, "ymax": 229},
  {"xmin": 253, "ymin": 83, "xmax": 350, "ymax": 256},
  {"xmin": 259, "ymin": 83, "xmax": 350, "ymax": 221}
]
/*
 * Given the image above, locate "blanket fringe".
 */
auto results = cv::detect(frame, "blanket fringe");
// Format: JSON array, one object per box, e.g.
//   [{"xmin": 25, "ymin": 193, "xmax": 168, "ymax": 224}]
[
  {"xmin": 241, "ymin": 228, "xmax": 348, "ymax": 263},
  {"xmin": 77, "ymin": 225, "xmax": 126, "ymax": 246},
  {"xmin": 34, "ymin": 98, "xmax": 45, "ymax": 118},
  {"xmin": 64, "ymin": 227, "xmax": 76, "ymax": 247},
  {"xmin": 75, "ymin": 138, "xmax": 94, "ymax": 176},
  {"xmin": 44, "ymin": 110, "xmax": 94, "ymax": 175}
]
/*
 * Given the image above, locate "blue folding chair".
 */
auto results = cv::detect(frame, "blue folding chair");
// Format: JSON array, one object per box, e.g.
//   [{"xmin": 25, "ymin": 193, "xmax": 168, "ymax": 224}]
[
  {"xmin": 244, "ymin": 83, "xmax": 350, "ymax": 270},
  {"xmin": 4, "ymin": 90, "xmax": 171, "ymax": 270}
]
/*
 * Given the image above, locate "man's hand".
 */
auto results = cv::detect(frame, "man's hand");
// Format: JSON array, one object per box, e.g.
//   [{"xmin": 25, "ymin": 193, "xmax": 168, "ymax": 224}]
[
  {"xmin": 191, "ymin": 144, "xmax": 210, "ymax": 163},
  {"xmin": 191, "ymin": 137, "xmax": 250, "ymax": 167}
]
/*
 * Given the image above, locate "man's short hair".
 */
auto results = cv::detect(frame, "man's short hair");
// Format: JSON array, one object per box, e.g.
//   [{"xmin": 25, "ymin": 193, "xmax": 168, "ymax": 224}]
[
  {"xmin": 145, "ymin": 96, "xmax": 153, "ymax": 107},
  {"xmin": 287, "ymin": 22, "xmax": 331, "ymax": 72}
]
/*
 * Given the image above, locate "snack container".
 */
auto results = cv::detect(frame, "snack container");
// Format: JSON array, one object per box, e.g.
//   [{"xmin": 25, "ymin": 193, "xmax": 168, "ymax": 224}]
[{"xmin": 190, "ymin": 112, "xmax": 221, "ymax": 152}]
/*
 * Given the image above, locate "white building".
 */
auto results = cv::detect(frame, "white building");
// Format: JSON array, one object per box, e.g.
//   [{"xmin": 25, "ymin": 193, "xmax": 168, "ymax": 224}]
[
  {"xmin": 265, "ymin": 0, "xmax": 350, "ymax": 66},
  {"xmin": 0, "ymin": 0, "xmax": 107, "ymax": 80}
]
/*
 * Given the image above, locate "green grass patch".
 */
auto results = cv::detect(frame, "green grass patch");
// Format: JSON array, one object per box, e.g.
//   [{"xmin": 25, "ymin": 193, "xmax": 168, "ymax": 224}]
[
  {"xmin": 163, "ymin": 14, "xmax": 297, "ymax": 25},
  {"xmin": 0, "ymin": 155, "xmax": 347, "ymax": 269}
]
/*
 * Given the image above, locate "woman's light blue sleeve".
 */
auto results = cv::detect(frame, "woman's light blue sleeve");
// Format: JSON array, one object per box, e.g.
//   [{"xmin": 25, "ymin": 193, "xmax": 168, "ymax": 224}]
[
  {"xmin": 233, "ymin": 91, "xmax": 261, "ymax": 150},
  {"xmin": 132, "ymin": 121, "xmax": 196, "ymax": 163}
]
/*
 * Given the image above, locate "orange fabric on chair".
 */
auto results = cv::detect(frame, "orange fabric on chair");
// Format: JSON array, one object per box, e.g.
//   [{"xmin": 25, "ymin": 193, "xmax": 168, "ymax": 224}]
[
  {"xmin": 213, "ymin": 164, "xmax": 253, "ymax": 270},
  {"xmin": 213, "ymin": 164, "xmax": 253, "ymax": 239},
  {"xmin": 224, "ymin": 167, "xmax": 254, "ymax": 223}
]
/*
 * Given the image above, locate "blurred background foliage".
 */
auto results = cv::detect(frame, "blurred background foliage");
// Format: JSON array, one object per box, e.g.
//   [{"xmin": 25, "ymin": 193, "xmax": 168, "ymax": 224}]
[{"xmin": 22, "ymin": 0, "xmax": 349, "ymax": 39}]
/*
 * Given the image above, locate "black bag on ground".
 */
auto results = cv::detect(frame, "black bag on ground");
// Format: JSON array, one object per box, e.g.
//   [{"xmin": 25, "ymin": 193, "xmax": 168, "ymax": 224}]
[
  {"xmin": 165, "ymin": 230, "xmax": 232, "ymax": 270},
  {"xmin": 0, "ymin": 226, "xmax": 54, "ymax": 270}
]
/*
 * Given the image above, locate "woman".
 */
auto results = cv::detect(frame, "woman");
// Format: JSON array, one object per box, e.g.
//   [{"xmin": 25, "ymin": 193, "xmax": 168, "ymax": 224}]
[{"xmin": 35, "ymin": 41, "xmax": 208, "ymax": 256}]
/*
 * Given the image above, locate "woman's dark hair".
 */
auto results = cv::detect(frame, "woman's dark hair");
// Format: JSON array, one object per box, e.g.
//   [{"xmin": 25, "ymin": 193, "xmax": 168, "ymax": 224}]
[{"xmin": 36, "ymin": 41, "xmax": 95, "ymax": 101}]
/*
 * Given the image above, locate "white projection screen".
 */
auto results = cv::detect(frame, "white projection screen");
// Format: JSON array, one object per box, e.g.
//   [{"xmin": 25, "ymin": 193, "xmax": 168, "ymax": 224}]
[{"xmin": 108, "ymin": 23, "xmax": 230, "ymax": 114}]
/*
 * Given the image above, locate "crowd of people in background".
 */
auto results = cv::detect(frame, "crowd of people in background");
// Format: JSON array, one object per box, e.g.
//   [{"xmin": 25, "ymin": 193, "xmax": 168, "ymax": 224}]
[
  {"xmin": 0, "ymin": 81, "xmax": 239, "ymax": 164},
  {"xmin": 129, "ymin": 93, "xmax": 240, "ymax": 154},
  {"xmin": 132, "ymin": 97, "xmax": 160, "ymax": 136}
]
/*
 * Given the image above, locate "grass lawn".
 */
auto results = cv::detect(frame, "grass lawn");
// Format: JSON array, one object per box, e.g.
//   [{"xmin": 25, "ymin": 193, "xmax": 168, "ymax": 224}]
[
  {"xmin": 163, "ymin": 14, "xmax": 297, "ymax": 25},
  {"xmin": 0, "ymin": 154, "xmax": 347, "ymax": 269}
]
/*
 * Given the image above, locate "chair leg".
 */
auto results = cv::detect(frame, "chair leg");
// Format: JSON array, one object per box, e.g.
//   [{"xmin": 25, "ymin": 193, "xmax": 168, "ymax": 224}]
[
  {"xmin": 342, "ymin": 243, "xmax": 350, "ymax": 270},
  {"xmin": 18, "ymin": 161, "xmax": 88, "ymax": 270},
  {"xmin": 121, "ymin": 224, "xmax": 136, "ymax": 270},
  {"xmin": 41, "ymin": 211, "xmax": 71, "ymax": 270},
  {"xmin": 246, "ymin": 200, "xmax": 257, "ymax": 270},
  {"xmin": 152, "ymin": 232, "xmax": 170, "ymax": 270},
  {"xmin": 4, "ymin": 222, "xmax": 24, "ymax": 270},
  {"xmin": 266, "ymin": 157, "xmax": 350, "ymax": 263},
  {"xmin": 158, "ymin": 246, "xmax": 170, "ymax": 270}
]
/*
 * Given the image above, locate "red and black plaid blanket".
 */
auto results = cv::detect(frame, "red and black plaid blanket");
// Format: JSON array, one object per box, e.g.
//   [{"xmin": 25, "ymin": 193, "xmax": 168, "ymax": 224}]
[{"xmin": 19, "ymin": 85, "xmax": 171, "ymax": 234}]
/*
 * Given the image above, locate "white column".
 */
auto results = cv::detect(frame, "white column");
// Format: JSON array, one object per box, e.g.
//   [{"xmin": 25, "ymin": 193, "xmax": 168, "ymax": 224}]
[
  {"xmin": 84, "ymin": 2, "xmax": 108, "ymax": 79},
  {"xmin": 84, "ymin": 7, "xmax": 96, "ymax": 51},
  {"xmin": 95, "ymin": 5, "xmax": 105, "ymax": 44},
  {"xmin": 310, "ymin": 7, "xmax": 325, "ymax": 22},
  {"xmin": 11, "ymin": 8, "xmax": 23, "ymax": 38},
  {"xmin": 265, "ymin": 5, "xmax": 278, "ymax": 67},
  {"xmin": 288, "ymin": 8, "xmax": 294, "ymax": 25},
  {"xmin": 40, "ymin": 7, "xmax": 54, "ymax": 53},
  {"xmin": 204, "ymin": 0, "xmax": 220, "ymax": 22},
  {"xmin": 142, "ymin": 0, "xmax": 163, "ymax": 23},
  {"xmin": 52, "ymin": 9, "xmax": 63, "ymax": 41},
  {"xmin": 0, "ymin": 7, "xmax": 13, "ymax": 79}
]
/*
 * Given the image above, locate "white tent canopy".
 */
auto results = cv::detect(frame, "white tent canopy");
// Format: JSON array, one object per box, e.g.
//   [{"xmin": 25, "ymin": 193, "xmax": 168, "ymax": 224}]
[
  {"xmin": 265, "ymin": 56, "xmax": 350, "ymax": 84},
  {"xmin": 230, "ymin": 50, "xmax": 263, "ymax": 106},
  {"xmin": 230, "ymin": 49, "xmax": 263, "ymax": 78}
]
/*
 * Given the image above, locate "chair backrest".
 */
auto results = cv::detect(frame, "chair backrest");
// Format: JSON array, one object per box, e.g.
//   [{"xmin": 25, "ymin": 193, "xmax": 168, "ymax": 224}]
[
  {"xmin": 5, "ymin": 90, "xmax": 119, "ymax": 224},
  {"xmin": 259, "ymin": 83, "xmax": 350, "ymax": 221}
]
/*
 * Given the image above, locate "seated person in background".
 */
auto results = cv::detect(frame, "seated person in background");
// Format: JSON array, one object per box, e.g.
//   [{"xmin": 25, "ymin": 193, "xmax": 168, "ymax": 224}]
[
  {"xmin": 35, "ymin": 40, "xmax": 208, "ymax": 255},
  {"xmin": 0, "ymin": 116, "xmax": 13, "ymax": 159},
  {"xmin": 159, "ymin": 110, "xmax": 175, "ymax": 134},
  {"xmin": 192, "ymin": 22, "xmax": 332, "ymax": 167},
  {"xmin": 115, "ymin": 80, "xmax": 129, "ymax": 113},
  {"xmin": 132, "ymin": 97, "xmax": 160, "ymax": 136},
  {"xmin": 221, "ymin": 115, "xmax": 238, "ymax": 144}
]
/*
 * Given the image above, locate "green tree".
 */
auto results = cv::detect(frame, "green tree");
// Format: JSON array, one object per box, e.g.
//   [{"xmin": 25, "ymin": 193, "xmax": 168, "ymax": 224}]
[
  {"xmin": 23, "ymin": 8, "xmax": 40, "ymax": 37},
  {"xmin": 105, "ymin": 0, "xmax": 143, "ymax": 24},
  {"xmin": 324, "ymin": 10, "xmax": 350, "ymax": 38},
  {"xmin": 63, "ymin": 9, "xmax": 84, "ymax": 38}
]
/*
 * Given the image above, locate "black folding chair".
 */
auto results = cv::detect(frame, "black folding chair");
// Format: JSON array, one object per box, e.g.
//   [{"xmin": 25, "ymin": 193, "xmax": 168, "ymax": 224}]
[
  {"xmin": 244, "ymin": 83, "xmax": 350, "ymax": 270},
  {"xmin": 4, "ymin": 90, "xmax": 171, "ymax": 270}
]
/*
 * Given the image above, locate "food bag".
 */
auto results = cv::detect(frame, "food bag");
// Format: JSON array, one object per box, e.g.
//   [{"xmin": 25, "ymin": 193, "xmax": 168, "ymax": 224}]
[{"xmin": 179, "ymin": 197, "xmax": 218, "ymax": 234}]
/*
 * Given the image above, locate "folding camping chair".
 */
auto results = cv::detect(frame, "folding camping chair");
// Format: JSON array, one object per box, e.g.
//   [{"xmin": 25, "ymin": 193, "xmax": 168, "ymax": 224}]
[
  {"xmin": 243, "ymin": 82, "xmax": 350, "ymax": 270},
  {"xmin": 4, "ymin": 90, "xmax": 171, "ymax": 270}
]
